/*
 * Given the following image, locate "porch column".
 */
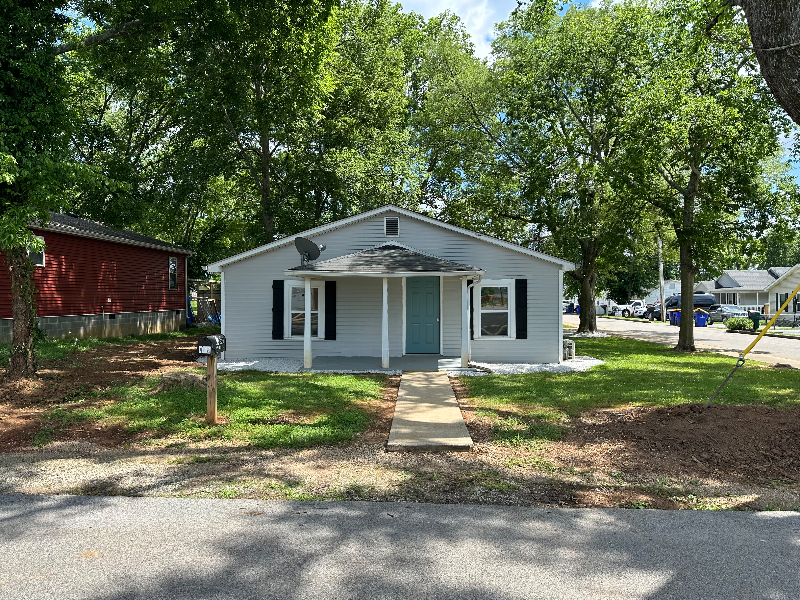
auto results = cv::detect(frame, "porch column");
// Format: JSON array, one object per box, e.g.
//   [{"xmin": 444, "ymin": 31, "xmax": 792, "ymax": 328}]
[
  {"xmin": 461, "ymin": 277, "xmax": 469, "ymax": 367},
  {"xmin": 382, "ymin": 277, "xmax": 389, "ymax": 368},
  {"xmin": 304, "ymin": 276, "xmax": 312, "ymax": 369}
]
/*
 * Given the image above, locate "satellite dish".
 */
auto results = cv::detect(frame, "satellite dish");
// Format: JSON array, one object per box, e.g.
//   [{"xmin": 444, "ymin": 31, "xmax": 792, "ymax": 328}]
[{"xmin": 295, "ymin": 237, "xmax": 325, "ymax": 264}]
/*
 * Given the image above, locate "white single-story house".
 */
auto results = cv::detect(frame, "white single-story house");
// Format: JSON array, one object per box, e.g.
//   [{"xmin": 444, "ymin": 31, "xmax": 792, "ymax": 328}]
[
  {"xmin": 695, "ymin": 267, "xmax": 796, "ymax": 314},
  {"xmin": 205, "ymin": 205, "xmax": 574, "ymax": 369},
  {"xmin": 766, "ymin": 264, "xmax": 800, "ymax": 316}
]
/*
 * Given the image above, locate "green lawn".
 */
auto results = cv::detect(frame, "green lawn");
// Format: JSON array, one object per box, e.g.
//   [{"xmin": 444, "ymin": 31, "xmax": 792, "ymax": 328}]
[
  {"xmin": 0, "ymin": 325, "xmax": 222, "ymax": 368},
  {"xmin": 42, "ymin": 370, "xmax": 386, "ymax": 449},
  {"xmin": 462, "ymin": 337, "xmax": 800, "ymax": 446}
]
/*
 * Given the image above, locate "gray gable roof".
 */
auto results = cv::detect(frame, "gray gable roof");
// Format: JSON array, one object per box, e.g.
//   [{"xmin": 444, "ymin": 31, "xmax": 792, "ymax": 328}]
[
  {"xmin": 286, "ymin": 245, "xmax": 483, "ymax": 275},
  {"xmin": 721, "ymin": 270, "xmax": 779, "ymax": 290},
  {"xmin": 37, "ymin": 212, "xmax": 191, "ymax": 254}
]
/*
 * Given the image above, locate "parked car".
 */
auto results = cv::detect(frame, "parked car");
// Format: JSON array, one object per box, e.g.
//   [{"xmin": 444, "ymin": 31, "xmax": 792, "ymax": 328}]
[
  {"xmin": 664, "ymin": 293, "xmax": 716, "ymax": 310},
  {"xmin": 707, "ymin": 304, "xmax": 748, "ymax": 325},
  {"xmin": 609, "ymin": 299, "xmax": 646, "ymax": 318}
]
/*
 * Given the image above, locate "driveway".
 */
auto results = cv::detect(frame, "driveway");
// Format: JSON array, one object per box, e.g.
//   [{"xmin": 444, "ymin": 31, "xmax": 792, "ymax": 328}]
[
  {"xmin": 1, "ymin": 494, "xmax": 798, "ymax": 600},
  {"xmin": 565, "ymin": 314, "xmax": 800, "ymax": 368}
]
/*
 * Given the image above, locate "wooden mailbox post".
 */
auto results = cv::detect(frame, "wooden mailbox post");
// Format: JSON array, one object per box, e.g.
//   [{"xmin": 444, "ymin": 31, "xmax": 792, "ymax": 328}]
[{"xmin": 197, "ymin": 334, "xmax": 226, "ymax": 425}]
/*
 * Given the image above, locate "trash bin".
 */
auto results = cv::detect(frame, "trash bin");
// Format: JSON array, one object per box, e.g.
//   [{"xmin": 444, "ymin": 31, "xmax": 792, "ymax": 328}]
[
  {"xmin": 667, "ymin": 310, "xmax": 674, "ymax": 326},
  {"xmin": 674, "ymin": 310, "xmax": 681, "ymax": 326},
  {"xmin": 694, "ymin": 310, "xmax": 709, "ymax": 327},
  {"xmin": 748, "ymin": 311, "xmax": 761, "ymax": 330}
]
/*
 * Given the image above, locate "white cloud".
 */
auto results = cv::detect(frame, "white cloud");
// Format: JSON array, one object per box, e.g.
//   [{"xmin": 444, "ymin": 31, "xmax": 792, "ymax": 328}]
[{"xmin": 399, "ymin": 0, "xmax": 518, "ymax": 59}]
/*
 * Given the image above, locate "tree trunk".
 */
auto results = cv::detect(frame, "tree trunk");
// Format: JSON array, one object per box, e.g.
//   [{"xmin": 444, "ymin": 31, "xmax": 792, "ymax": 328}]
[
  {"xmin": 575, "ymin": 238, "xmax": 600, "ymax": 333},
  {"xmin": 676, "ymin": 236, "xmax": 696, "ymax": 352},
  {"xmin": 739, "ymin": 1, "xmax": 800, "ymax": 127},
  {"xmin": 6, "ymin": 247, "xmax": 39, "ymax": 379},
  {"xmin": 675, "ymin": 170, "xmax": 700, "ymax": 352}
]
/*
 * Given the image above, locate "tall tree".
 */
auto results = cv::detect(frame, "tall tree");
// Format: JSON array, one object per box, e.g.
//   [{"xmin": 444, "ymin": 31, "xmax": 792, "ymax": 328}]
[
  {"xmin": 488, "ymin": 1, "xmax": 655, "ymax": 333},
  {"xmin": 0, "ymin": 2, "xmax": 71, "ymax": 378},
  {"xmin": 176, "ymin": 0, "xmax": 338, "ymax": 244},
  {"xmin": 622, "ymin": 0, "xmax": 790, "ymax": 350}
]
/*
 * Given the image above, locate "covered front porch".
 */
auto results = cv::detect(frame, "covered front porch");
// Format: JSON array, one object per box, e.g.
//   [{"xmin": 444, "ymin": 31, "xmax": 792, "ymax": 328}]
[
  {"xmin": 284, "ymin": 244, "xmax": 485, "ymax": 370},
  {"xmin": 310, "ymin": 355, "xmax": 462, "ymax": 372}
]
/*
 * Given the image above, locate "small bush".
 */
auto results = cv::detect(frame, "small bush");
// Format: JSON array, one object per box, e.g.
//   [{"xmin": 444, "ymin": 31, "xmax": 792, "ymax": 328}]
[{"xmin": 726, "ymin": 317, "xmax": 753, "ymax": 331}]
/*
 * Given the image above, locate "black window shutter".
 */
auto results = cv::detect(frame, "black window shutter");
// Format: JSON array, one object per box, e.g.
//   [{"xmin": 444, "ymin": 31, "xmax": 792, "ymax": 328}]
[
  {"xmin": 467, "ymin": 279, "xmax": 474, "ymax": 340},
  {"xmin": 272, "ymin": 280, "xmax": 284, "ymax": 339},
  {"xmin": 515, "ymin": 279, "xmax": 528, "ymax": 339},
  {"xmin": 325, "ymin": 280, "xmax": 336, "ymax": 340}
]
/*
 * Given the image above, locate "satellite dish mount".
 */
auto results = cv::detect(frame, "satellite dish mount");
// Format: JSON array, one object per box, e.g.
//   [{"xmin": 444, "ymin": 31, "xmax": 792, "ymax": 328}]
[{"xmin": 295, "ymin": 237, "xmax": 326, "ymax": 265}]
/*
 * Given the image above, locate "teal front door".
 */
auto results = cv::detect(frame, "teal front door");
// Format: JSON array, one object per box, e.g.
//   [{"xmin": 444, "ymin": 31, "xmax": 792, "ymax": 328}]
[{"xmin": 406, "ymin": 277, "xmax": 440, "ymax": 354}]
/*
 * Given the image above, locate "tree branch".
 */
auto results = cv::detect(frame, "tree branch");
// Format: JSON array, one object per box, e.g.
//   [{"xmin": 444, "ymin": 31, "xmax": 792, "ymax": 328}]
[{"xmin": 54, "ymin": 17, "xmax": 167, "ymax": 55}]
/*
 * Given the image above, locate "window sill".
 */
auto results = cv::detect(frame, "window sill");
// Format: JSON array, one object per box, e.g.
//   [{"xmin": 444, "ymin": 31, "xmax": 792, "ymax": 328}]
[{"xmin": 474, "ymin": 336, "xmax": 516, "ymax": 341}]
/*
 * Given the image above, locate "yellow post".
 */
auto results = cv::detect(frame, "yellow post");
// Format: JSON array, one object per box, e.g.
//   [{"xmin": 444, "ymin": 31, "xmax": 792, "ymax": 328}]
[{"xmin": 740, "ymin": 280, "xmax": 800, "ymax": 359}]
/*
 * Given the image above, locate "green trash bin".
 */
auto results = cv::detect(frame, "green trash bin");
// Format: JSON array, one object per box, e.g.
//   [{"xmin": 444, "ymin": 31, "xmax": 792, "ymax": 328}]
[{"xmin": 748, "ymin": 311, "xmax": 761, "ymax": 330}]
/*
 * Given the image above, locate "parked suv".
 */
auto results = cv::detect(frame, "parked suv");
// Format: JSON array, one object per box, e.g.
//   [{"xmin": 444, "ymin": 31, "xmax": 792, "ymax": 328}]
[
  {"xmin": 707, "ymin": 304, "xmax": 748, "ymax": 325},
  {"xmin": 664, "ymin": 293, "xmax": 716, "ymax": 310}
]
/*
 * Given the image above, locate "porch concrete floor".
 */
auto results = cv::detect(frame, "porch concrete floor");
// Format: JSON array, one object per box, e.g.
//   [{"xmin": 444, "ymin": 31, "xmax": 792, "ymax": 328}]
[
  {"xmin": 309, "ymin": 355, "xmax": 461, "ymax": 372},
  {"xmin": 386, "ymin": 371, "xmax": 473, "ymax": 452}
]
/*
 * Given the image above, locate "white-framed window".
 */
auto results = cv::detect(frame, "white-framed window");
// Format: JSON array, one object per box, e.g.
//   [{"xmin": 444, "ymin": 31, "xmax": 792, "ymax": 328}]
[
  {"xmin": 28, "ymin": 236, "xmax": 45, "ymax": 267},
  {"xmin": 384, "ymin": 216, "xmax": 399, "ymax": 236},
  {"xmin": 285, "ymin": 281, "xmax": 325, "ymax": 338},
  {"xmin": 473, "ymin": 279, "xmax": 516, "ymax": 339},
  {"xmin": 168, "ymin": 257, "xmax": 178, "ymax": 290}
]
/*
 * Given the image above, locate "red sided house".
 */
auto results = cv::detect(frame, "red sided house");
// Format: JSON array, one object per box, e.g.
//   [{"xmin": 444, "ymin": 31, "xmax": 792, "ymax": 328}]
[{"xmin": 0, "ymin": 213, "xmax": 191, "ymax": 343}]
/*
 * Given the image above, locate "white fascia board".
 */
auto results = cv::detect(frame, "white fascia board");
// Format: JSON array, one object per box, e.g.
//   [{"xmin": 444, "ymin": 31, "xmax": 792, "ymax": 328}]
[
  {"xmin": 765, "ymin": 264, "xmax": 800, "ymax": 291},
  {"xmin": 206, "ymin": 204, "xmax": 575, "ymax": 271},
  {"xmin": 284, "ymin": 270, "xmax": 486, "ymax": 278}
]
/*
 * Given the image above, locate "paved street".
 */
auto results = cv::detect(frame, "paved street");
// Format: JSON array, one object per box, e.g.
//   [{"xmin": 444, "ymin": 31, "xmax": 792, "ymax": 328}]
[
  {"xmin": 0, "ymin": 494, "xmax": 798, "ymax": 600},
  {"xmin": 565, "ymin": 314, "xmax": 800, "ymax": 367}
]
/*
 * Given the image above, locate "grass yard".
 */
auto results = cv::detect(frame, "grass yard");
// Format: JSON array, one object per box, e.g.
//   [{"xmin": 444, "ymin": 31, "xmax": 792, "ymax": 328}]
[
  {"xmin": 462, "ymin": 336, "xmax": 800, "ymax": 446},
  {"xmin": 0, "ymin": 325, "xmax": 222, "ymax": 368},
  {"xmin": 89, "ymin": 371, "xmax": 387, "ymax": 448}
]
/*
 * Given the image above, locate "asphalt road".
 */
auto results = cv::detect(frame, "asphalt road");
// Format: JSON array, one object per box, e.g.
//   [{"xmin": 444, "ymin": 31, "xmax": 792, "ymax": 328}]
[
  {"xmin": 1, "ymin": 494, "xmax": 798, "ymax": 600},
  {"xmin": 565, "ymin": 314, "xmax": 800, "ymax": 367}
]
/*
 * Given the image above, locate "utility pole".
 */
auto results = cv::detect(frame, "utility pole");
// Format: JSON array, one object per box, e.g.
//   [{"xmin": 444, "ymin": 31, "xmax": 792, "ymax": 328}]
[{"xmin": 658, "ymin": 235, "xmax": 665, "ymax": 322}]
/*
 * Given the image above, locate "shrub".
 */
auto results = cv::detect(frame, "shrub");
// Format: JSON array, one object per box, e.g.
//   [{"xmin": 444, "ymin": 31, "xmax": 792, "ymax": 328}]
[{"xmin": 726, "ymin": 317, "xmax": 753, "ymax": 331}]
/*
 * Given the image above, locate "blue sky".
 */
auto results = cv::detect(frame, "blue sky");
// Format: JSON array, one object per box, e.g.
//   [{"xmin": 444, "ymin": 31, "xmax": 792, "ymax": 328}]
[{"xmin": 398, "ymin": 0, "xmax": 517, "ymax": 58}]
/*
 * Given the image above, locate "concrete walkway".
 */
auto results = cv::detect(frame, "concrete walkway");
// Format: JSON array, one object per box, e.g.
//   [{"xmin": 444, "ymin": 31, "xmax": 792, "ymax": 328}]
[{"xmin": 387, "ymin": 371, "xmax": 473, "ymax": 452}]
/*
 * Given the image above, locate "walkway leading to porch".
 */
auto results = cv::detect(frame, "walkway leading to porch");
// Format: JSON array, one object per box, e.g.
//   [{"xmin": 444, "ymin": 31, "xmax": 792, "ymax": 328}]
[{"xmin": 386, "ymin": 371, "xmax": 473, "ymax": 452}]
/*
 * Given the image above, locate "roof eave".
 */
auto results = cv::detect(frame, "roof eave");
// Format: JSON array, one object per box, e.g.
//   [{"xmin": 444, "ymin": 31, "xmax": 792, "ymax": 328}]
[
  {"xmin": 38, "ymin": 224, "xmax": 192, "ymax": 255},
  {"xmin": 284, "ymin": 270, "xmax": 486, "ymax": 278}
]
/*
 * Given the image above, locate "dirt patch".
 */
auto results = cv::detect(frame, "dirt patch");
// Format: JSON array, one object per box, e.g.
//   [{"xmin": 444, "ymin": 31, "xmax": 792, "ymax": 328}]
[{"xmin": 555, "ymin": 404, "xmax": 800, "ymax": 485}]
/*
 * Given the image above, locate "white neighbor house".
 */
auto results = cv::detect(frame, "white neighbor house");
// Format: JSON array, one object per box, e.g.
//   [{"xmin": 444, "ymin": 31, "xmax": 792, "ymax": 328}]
[{"xmin": 205, "ymin": 205, "xmax": 575, "ymax": 369}]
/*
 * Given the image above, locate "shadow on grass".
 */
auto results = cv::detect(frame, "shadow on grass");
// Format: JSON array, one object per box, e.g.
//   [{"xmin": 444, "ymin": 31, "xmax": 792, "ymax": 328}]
[{"xmin": 86, "ymin": 372, "xmax": 386, "ymax": 449}]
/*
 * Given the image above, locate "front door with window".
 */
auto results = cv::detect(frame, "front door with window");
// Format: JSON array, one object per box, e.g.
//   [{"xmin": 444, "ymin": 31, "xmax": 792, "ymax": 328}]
[{"xmin": 406, "ymin": 277, "xmax": 439, "ymax": 353}]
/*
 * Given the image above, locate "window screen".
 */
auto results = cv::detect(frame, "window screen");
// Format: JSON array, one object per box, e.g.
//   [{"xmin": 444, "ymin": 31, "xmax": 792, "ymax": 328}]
[
  {"xmin": 169, "ymin": 257, "xmax": 178, "ymax": 290},
  {"xmin": 28, "ymin": 236, "xmax": 45, "ymax": 267}
]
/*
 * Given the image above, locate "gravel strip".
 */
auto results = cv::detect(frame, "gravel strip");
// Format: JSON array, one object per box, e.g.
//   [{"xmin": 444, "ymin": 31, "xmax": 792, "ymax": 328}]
[
  {"xmin": 197, "ymin": 356, "xmax": 402, "ymax": 375},
  {"xmin": 197, "ymin": 356, "xmax": 601, "ymax": 376},
  {"xmin": 453, "ymin": 356, "xmax": 604, "ymax": 376}
]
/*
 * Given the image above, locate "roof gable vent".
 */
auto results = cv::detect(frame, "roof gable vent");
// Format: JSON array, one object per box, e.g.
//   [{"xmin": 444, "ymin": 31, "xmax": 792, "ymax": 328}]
[{"xmin": 384, "ymin": 216, "xmax": 399, "ymax": 236}]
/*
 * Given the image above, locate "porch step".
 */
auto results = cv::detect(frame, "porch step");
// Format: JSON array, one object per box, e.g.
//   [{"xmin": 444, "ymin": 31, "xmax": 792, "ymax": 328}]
[{"xmin": 386, "ymin": 371, "xmax": 473, "ymax": 452}]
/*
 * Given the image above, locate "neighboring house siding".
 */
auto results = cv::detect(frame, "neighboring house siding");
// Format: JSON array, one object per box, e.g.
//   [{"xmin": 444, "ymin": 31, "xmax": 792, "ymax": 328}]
[
  {"xmin": 0, "ymin": 229, "xmax": 186, "ymax": 318},
  {"xmin": 221, "ymin": 212, "xmax": 562, "ymax": 363}
]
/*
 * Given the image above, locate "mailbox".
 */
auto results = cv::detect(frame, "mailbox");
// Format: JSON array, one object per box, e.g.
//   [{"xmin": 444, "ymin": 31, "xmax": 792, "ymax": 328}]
[{"xmin": 197, "ymin": 334, "xmax": 226, "ymax": 356}]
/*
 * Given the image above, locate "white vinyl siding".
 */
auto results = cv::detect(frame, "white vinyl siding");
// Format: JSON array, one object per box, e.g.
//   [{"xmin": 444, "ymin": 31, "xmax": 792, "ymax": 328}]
[{"xmin": 221, "ymin": 211, "xmax": 563, "ymax": 363}]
